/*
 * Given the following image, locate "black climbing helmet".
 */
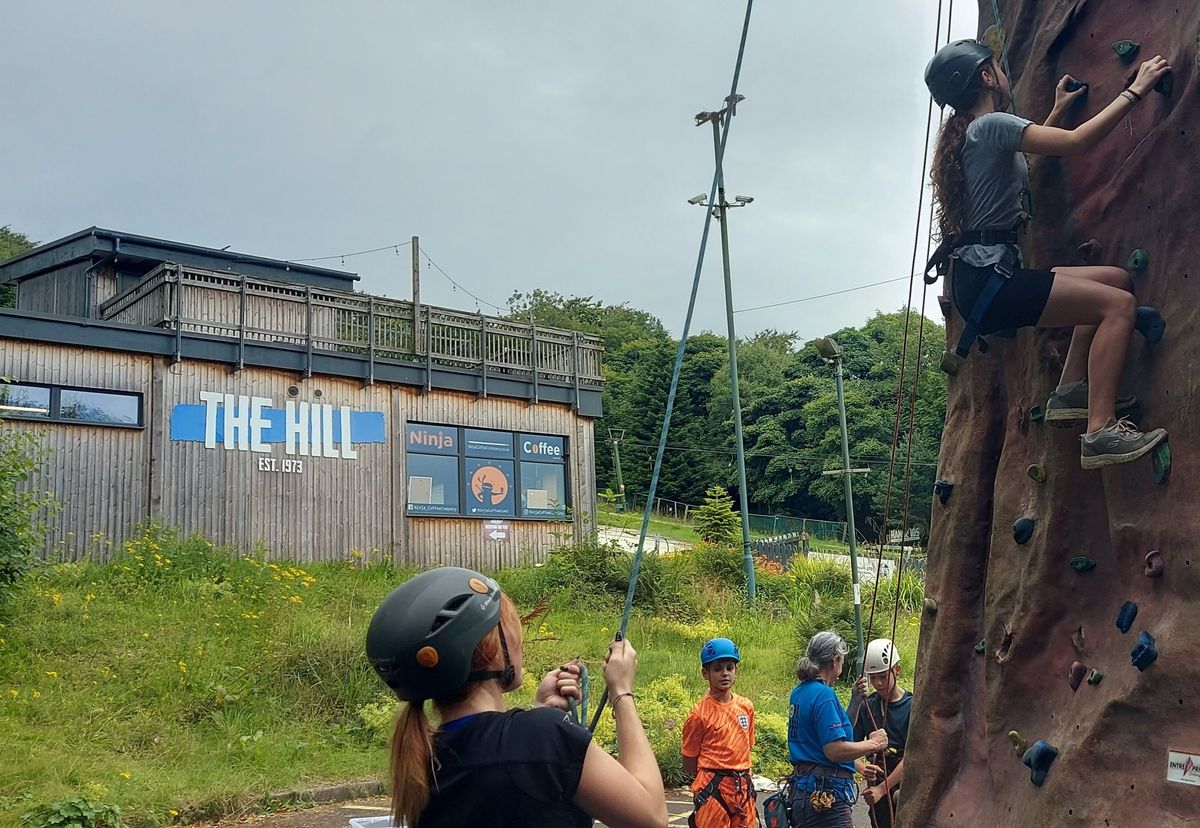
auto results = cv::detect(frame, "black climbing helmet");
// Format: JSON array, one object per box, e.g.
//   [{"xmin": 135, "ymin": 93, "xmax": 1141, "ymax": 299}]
[
  {"xmin": 925, "ymin": 39, "xmax": 995, "ymax": 108},
  {"xmin": 366, "ymin": 567, "xmax": 512, "ymax": 702}
]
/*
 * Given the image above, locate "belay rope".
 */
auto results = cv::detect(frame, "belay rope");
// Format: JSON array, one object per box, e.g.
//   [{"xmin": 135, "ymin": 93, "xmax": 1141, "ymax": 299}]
[{"xmin": 587, "ymin": 0, "xmax": 756, "ymax": 733}]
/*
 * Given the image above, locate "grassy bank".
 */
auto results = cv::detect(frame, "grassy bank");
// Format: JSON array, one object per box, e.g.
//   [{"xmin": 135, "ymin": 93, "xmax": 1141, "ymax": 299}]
[{"xmin": 0, "ymin": 527, "xmax": 922, "ymax": 827}]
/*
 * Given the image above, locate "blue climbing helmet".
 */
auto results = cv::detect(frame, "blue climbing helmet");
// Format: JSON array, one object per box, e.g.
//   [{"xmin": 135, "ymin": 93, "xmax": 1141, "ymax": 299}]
[
  {"xmin": 925, "ymin": 39, "xmax": 995, "ymax": 109},
  {"xmin": 700, "ymin": 637, "xmax": 741, "ymax": 666}
]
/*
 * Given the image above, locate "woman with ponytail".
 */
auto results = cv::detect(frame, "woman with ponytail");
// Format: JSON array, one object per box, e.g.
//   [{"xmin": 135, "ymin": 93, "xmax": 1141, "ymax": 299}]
[
  {"xmin": 366, "ymin": 567, "xmax": 667, "ymax": 828},
  {"xmin": 785, "ymin": 631, "xmax": 887, "ymax": 827},
  {"xmin": 926, "ymin": 39, "xmax": 1173, "ymax": 469}
]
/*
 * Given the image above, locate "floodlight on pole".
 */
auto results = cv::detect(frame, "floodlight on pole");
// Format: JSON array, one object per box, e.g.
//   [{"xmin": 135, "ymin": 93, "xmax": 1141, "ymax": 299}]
[{"xmin": 815, "ymin": 336, "xmax": 844, "ymax": 361}]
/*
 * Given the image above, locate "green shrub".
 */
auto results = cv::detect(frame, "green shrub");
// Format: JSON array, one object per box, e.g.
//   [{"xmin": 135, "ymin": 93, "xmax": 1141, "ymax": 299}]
[
  {"xmin": 21, "ymin": 797, "xmax": 123, "ymax": 828},
  {"xmin": 792, "ymin": 591, "xmax": 860, "ymax": 677},
  {"xmin": 693, "ymin": 486, "xmax": 741, "ymax": 545},
  {"xmin": 0, "ymin": 428, "xmax": 53, "ymax": 608},
  {"xmin": 752, "ymin": 712, "xmax": 792, "ymax": 780},
  {"xmin": 592, "ymin": 674, "xmax": 694, "ymax": 787}
]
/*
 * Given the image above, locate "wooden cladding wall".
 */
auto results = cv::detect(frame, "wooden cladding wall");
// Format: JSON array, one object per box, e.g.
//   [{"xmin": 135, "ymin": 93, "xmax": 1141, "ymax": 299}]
[
  {"xmin": 1, "ymin": 340, "xmax": 595, "ymax": 566},
  {"xmin": 0, "ymin": 342, "xmax": 151, "ymax": 558}
]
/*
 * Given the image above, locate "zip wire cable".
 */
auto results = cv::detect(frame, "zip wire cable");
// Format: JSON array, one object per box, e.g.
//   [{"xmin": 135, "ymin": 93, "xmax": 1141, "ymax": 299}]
[{"xmin": 588, "ymin": 0, "xmax": 756, "ymax": 733}]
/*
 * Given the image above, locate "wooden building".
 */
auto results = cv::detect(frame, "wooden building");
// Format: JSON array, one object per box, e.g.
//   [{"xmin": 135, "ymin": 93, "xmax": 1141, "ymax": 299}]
[{"xmin": 0, "ymin": 228, "xmax": 604, "ymax": 568}]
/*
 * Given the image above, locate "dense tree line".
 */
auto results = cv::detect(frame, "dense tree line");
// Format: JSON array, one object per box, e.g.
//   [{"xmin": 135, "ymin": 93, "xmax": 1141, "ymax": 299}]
[
  {"xmin": 0, "ymin": 227, "xmax": 35, "ymax": 308},
  {"xmin": 509, "ymin": 289, "xmax": 947, "ymax": 541}
]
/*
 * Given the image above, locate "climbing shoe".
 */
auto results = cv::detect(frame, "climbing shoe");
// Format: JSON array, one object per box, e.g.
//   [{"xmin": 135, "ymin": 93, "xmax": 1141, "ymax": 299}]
[
  {"xmin": 1079, "ymin": 417, "xmax": 1167, "ymax": 469},
  {"xmin": 1045, "ymin": 380, "xmax": 1136, "ymax": 424}
]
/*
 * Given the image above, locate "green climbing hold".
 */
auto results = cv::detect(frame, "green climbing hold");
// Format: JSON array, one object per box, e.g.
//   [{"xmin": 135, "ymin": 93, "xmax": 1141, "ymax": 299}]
[
  {"xmin": 1008, "ymin": 730, "xmax": 1028, "ymax": 756},
  {"xmin": 1087, "ymin": 669, "xmax": 1104, "ymax": 685},
  {"xmin": 1069, "ymin": 555, "xmax": 1097, "ymax": 572},
  {"xmin": 1156, "ymin": 73, "xmax": 1174, "ymax": 97},
  {"xmin": 975, "ymin": 639, "xmax": 986, "ymax": 654},
  {"xmin": 1027, "ymin": 463, "xmax": 1047, "ymax": 482},
  {"xmin": 1127, "ymin": 248, "xmax": 1149, "ymax": 273},
  {"xmin": 1153, "ymin": 441, "xmax": 1171, "ymax": 486},
  {"xmin": 981, "ymin": 24, "xmax": 1006, "ymax": 61},
  {"xmin": 1112, "ymin": 40, "xmax": 1141, "ymax": 63},
  {"xmin": 1028, "ymin": 406, "xmax": 1044, "ymax": 423}
]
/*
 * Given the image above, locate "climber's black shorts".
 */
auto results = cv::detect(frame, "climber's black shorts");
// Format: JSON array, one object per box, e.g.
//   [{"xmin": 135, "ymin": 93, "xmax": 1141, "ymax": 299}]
[{"xmin": 950, "ymin": 259, "xmax": 1056, "ymax": 335}]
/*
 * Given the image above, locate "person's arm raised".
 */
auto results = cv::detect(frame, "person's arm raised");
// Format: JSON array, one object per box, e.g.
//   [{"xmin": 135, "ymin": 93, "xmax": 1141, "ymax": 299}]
[
  {"xmin": 1021, "ymin": 56, "xmax": 1170, "ymax": 156},
  {"xmin": 573, "ymin": 639, "xmax": 668, "ymax": 828}
]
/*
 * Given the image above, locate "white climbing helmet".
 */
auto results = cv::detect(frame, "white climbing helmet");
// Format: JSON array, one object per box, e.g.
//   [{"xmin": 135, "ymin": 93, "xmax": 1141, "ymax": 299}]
[{"xmin": 864, "ymin": 639, "xmax": 900, "ymax": 675}]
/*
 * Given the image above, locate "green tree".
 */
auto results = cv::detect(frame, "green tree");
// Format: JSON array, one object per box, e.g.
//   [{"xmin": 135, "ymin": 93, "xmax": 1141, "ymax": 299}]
[
  {"xmin": 0, "ymin": 226, "xmax": 35, "ymax": 308},
  {"xmin": 693, "ymin": 485, "xmax": 741, "ymax": 545}
]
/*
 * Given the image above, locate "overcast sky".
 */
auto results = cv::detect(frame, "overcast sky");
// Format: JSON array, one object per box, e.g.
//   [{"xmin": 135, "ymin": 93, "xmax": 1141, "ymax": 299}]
[{"xmin": 4, "ymin": 2, "xmax": 979, "ymax": 340}]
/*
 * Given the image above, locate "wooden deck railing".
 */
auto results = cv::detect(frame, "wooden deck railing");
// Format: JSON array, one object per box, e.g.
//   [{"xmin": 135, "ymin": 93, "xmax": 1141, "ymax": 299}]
[{"xmin": 99, "ymin": 263, "xmax": 604, "ymax": 386}]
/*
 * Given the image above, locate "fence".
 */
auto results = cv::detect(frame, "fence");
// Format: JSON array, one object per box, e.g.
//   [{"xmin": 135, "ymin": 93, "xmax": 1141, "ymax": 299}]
[{"xmin": 618, "ymin": 493, "xmax": 853, "ymax": 543}]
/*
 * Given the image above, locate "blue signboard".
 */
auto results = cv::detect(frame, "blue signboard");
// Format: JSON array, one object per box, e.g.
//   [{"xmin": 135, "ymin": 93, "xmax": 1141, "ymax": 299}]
[
  {"xmin": 518, "ymin": 433, "xmax": 565, "ymax": 462},
  {"xmin": 463, "ymin": 428, "xmax": 515, "ymax": 458},
  {"xmin": 463, "ymin": 458, "xmax": 515, "ymax": 517}
]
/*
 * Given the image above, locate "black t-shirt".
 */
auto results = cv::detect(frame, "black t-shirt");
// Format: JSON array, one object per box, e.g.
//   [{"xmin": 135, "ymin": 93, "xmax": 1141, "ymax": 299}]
[
  {"xmin": 418, "ymin": 707, "xmax": 593, "ymax": 828},
  {"xmin": 853, "ymin": 691, "xmax": 913, "ymax": 759}
]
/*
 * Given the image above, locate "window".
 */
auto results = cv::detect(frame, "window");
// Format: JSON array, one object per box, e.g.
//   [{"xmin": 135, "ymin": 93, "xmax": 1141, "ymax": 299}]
[
  {"xmin": 0, "ymin": 382, "xmax": 141, "ymax": 427},
  {"xmin": 59, "ymin": 389, "xmax": 140, "ymax": 425},
  {"xmin": 405, "ymin": 422, "xmax": 569, "ymax": 520},
  {"xmin": 0, "ymin": 383, "xmax": 51, "ymax": 418}
]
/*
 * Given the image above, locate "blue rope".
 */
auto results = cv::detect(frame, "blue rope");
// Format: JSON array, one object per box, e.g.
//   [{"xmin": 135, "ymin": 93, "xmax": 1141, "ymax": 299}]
[{"xmin": 588, "ymin": 0, "xmax": 755, "ymax": 733}]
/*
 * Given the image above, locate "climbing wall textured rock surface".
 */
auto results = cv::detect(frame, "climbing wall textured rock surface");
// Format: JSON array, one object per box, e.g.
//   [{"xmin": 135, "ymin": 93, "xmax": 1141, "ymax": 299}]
[{"xmin": 903, "ymin": 2, "xmax": 1200, "ymax": 825}]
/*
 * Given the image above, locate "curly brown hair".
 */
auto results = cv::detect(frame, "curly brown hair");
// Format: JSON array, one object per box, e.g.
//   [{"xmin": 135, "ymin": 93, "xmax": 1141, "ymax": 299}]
[{"xmin": 929, "ymin": 62, "xmax": 992, "ymax": 241}]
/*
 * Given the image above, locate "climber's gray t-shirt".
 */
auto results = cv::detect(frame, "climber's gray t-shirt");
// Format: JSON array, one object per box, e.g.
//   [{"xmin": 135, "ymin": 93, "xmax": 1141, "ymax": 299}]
[{"xmin": 954, "ymin": 111, "xmax": 1033, "ymax": 267}]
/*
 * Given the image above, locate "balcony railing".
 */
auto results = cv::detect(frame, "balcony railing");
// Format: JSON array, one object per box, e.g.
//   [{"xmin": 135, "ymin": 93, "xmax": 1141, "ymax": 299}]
[{"xmin": 99, "ymin": 263, "xmax": 604, "ymax": 388}]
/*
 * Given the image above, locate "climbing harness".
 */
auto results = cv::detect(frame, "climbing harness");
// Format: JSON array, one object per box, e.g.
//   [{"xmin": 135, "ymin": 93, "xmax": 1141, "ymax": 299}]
[
  {"xmin": 923, "ymin": 225, "xmax": 1020, "ymax": 370},
  {"xmin": 688, "ymin": 769, "xmax": 756, "ymax": 827},
  {"xmin": 760, "ymin": 778, "xmax": 792, "ymax": 828}
]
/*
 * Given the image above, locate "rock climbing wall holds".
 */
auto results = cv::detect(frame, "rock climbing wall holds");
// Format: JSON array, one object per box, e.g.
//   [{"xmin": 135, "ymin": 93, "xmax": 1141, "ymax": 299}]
[
  {"xmin": 1112, "ymin": 40, "xmax": 1141, "ymax": 63},
  {"xmin": 924, "ymin": 597, "xmax": 939, "ymax": 613},
  {"xmin": 1077, "ymin": 238, "xmax": 1102, "ymax": 263},
  {"xmin": 1068, "ymin": 661, "xmax": 1088, "ymax": 691},
  {"xmin": 1087, "ymin": 669, "xmax": 1104, "ymax": 686},
  {"xmin": 1064, "ymin": 78, "xmax": 1088, "ymax": 93},
  {"xmin": 1155, "ymin": 72, "xmax": 1174, "ymax": 96},
  {"xmin": 1027, "ymin": 464, "xmax": 1047, "ymax": 483},
  {"xmin": 975, "ymin": 639, "xmax": 986, "ymax": 654},
  {"xmin": 938, "ymin": 294, "xmax": 951, "ymax": 319},
  {"xmin": 1069, "ymin": 556, "xmax": 1097, "ymax": 572},
  {"xmin": 940, "ymin": 351, "xmax": 960, "ymax": 376},
  {"xmin": 1144, "ymin": 550, "xmax": 1164, "ymax": 578},
  {"xmin": 1131, "ymin": 631, "xmax": 1158, "ymax": 671},
  {"xmin": 982, "ymin": 24, "xmax": 1006, "ymax": 61},
  {"xmin": 1013, "ymin": 517, "xmax": 1036, "ymax": 545},
  {"xmin": 1135, "ymin": 306, "xmax": 1166, "ymax": 344},
  {"xmin": 1153, "ymin": 442, "xmax": 1171, "ymax": 486},
  {"xmin": 1127, "ymin": 248, "xmax": 1149, "ymax": 273},
  {"xmin": 1008, "ymin": 730, "xmax": 1028, "ymax": 756},
  {"xmin": 1022, "ymin": 740, "xmax": 1059, "ymax": 786},
  {"xmin": 1116, "ymin": 601, "xmax": 1138, "ymax": 634},
  {"xmin": 934, "ymin": 480, "xmax": 954, "ymax": 505},
  {"xmin": 1028, "ymin": 405, "xmax": 1044, "ymax": 423}
]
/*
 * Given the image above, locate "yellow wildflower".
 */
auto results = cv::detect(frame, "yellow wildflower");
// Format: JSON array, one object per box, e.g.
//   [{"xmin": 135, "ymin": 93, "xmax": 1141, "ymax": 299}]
[
  {"xmin": 31, "ymin": 690, "xmax": 41, "ymax": 699},
  {"xmin": 119, "ymin": 771, "xmax": 131, "ymax": 780},
  {"xmin": 45, "ymin": 671, "xmax": 58, "ymax": 679},
  {"xmin": 289, "ymin": 595, "xmax": 303, "ymax": 604},
  {"xmin": 177, "ymin": 661, "xmax": 187, "ymax": 673}
]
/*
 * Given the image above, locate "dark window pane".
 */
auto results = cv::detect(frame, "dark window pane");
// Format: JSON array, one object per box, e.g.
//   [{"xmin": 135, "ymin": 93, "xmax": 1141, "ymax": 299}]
[
  {"xmin": 463, "ymin": 458, "xmax": 515, "ymax": 517},
  {"xmin": 407, "ymin": 453, "xmax": 460, "ymax": 514},
  {"xmin": 0, "ymin": 384, "xmax": 51, "ymax": 418},
  {"xmin": 521, "ymin": 462, "xmax": 567, "ymax": 518},
  {"xmin": 59, "ymin": 389, "xmax": 140, "ymax": 425}
]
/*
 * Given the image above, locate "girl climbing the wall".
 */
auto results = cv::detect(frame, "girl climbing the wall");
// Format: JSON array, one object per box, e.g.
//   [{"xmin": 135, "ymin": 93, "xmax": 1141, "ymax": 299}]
[{"xmin": 925, "ymin": 40, "xmax": 1172, "ymax": 469}]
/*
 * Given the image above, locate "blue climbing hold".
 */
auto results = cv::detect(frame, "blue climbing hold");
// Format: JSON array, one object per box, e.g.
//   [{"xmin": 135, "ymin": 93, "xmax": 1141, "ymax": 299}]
[
  {"xmin": 1022, "ymin": 740, "xmax": 1059, "ymax": 786},
  {"xmin": 1135, "ymin": 306, "xmax": 1166, "ymax": 345},
  {"xmin": 1153, "ymin": 442, "xmax": 1171, "ymax": 486},
  {"xmin": 1116, "ymin": 601, "xmax": 1138, "ymax": 634},
  {"xmin": 1131, "ymin": 630, "xmax": 1158, "ymax": 671},
  {"xmin": 1064, "ymin": 78, "xmax": 1088, "ymax": 93},
  {"xmin": 934, "ymin": 480, "xmax": 954, "ymax": 505},
  {"xmin": 1013, "ymin": 517, "xmax": 1035, "ymax": 545}
]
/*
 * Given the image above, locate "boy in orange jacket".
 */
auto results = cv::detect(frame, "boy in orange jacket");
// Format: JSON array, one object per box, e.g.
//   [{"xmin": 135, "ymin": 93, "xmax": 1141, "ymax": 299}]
[{"xmin": 682, "ymin": 638, "xmax": 757, "ymax": 828}]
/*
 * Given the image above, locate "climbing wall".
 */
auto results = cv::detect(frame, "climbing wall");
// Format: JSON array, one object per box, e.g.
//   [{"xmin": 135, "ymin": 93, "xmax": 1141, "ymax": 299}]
[{"xmin": 903, "ymin": 2, "xmax": 1200, "ymax": 826}]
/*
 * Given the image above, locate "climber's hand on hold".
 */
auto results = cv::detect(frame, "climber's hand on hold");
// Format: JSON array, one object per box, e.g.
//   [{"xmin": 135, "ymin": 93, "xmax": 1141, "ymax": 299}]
[
  {"xmin": 1131, "ymin": 55, "xmax": 1171, "ymax": 97},
  {"xmin": 1054, "ymin": 75, "xmax": 1087, "ymax": 109}
]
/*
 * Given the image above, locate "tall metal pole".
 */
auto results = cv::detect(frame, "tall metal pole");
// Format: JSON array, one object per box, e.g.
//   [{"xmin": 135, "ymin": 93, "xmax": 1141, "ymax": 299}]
[
  {"xmin": 609, "ymin": 429, "xmax": 626, "ymax": 513},
  {"xmin": 834, "ymin": 356, "xmax": 866, "ymax": 678},
  {"xmin": 411, "ymin": 236, "xmax": 422, "ymax": 356},
  {"xmin": 710, "ymin": 115, "xmax": 755, "ymax": 606}
]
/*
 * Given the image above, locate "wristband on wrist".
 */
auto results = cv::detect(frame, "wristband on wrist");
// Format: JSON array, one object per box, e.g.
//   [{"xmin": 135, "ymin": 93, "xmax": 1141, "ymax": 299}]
[
  {"xmin": 1125, "ymin": 87, "xmax": 1143, "ymax": 101},
  {"xmin": 610, "ymin": 691, "xmax": 635, "ymax": 715}
]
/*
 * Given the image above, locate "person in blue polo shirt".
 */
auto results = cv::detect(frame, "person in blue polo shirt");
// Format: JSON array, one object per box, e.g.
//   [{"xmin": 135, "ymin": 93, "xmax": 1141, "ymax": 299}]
[{"xmin": 787, "ymin": 630, "xmax": 887, "ymax": 828}]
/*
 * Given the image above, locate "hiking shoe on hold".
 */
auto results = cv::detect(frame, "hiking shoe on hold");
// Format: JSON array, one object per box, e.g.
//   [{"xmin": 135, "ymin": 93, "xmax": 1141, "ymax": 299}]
[
  {"xmin": 1045, "ymin": 380, "xmax": 1137, "ymax": 424},
  {"xmin": 1080, "ymin": 417, "xmax": 1167, "ymax": 469}
]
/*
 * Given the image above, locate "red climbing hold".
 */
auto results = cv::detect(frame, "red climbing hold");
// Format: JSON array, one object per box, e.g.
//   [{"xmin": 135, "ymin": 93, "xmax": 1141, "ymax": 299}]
[{"xmin": 1068, "ymin": 661, "xmax": 1087, "ymax": 691}]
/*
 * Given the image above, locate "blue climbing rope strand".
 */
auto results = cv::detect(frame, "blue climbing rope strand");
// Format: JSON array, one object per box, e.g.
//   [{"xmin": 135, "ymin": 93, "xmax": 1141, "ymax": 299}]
[{"xmin": 588, "ymin": 0, "xmax": 755, "ymax": 733}]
